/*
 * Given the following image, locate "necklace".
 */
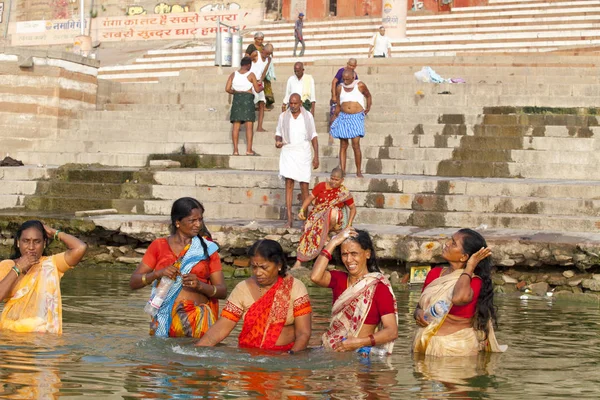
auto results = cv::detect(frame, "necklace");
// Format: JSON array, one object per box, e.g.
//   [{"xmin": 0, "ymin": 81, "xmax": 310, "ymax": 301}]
[{"xmin": 347, "ymin": 274, "xmax": 365, "ymax": 287}]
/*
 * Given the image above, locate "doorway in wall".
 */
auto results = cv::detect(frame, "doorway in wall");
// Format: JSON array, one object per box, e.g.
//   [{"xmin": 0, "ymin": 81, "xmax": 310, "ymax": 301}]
[{"xmin": 329, "ymin": 0, "xmax": 337, "ymax": 16}]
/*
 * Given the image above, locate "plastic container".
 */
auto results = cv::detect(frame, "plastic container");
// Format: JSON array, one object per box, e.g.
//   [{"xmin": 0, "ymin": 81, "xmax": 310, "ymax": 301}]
[
  {"xmin": 357, "ymin": 346, "xmax": 388, "ymax": 357},
  {"xmin": 423, "ymin": 300, "xmax": 450, "ymax": 323},
  {"xmin": 144, "ymin": 276, "xmax": 175, "ymax": 317}
]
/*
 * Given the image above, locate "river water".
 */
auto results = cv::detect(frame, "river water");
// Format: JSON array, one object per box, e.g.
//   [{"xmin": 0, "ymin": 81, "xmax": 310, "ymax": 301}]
[{"xmin": 0, "ymin": 265, "xmax": 599, "ymax": 399}]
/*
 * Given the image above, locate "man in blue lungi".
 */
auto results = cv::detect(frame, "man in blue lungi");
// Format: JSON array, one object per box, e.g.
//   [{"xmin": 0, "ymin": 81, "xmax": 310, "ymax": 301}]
[{"xmin": 330, "ymin": 69, "xmax": 372, "ymax": 178}]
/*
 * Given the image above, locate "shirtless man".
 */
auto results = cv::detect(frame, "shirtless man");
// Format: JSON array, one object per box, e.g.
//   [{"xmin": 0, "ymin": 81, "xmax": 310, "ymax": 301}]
[
  {"xmin": 250, "ymin": 44, "xmax": 273, "ymax": 132},
  {"xmin": 330, "ymin": 69, "xmax": 372, "ymax": 178}
]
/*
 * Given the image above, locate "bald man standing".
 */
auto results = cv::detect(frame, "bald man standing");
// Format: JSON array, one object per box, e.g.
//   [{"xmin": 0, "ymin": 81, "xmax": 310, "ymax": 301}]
[
  {"xmin": 282, "ymin": 62, "xmax": 316, "ymax": 115},
  {"xmin": 276, "ymin": 93, "xmax": 319, "ymax": 228}
]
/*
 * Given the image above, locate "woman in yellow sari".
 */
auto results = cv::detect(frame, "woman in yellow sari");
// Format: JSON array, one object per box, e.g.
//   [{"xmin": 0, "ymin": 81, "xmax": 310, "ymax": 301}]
[
  {"xmin": 413, "ymin": 228, "xmax": 507, "ymax": 356},
  {"xmin": 0, "ymin": 220, "xmax": 88, "ymax": 334},
  {"xmin": 196, "ymin": 239, "xmax": 312, "ymax": 353}
]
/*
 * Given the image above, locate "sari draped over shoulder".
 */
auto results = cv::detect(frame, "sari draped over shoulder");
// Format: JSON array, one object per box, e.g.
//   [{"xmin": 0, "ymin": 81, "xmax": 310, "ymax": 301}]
[
  {"xmin": 150, "ymin": 236, "xmax": 219, "ymax": 338},
  {"xmin": 412, "ymin": 269, "xmax": 507, "ymax": 356},
  {"xmin": 238, "ymin": 275, "xmax": 295, "ymax": 351},
  {"xmin": 322, "ymin": 272, "xmax": 398, "ymax": 355},
  {"xmin": 0, "ymin": 253, "xmax": 71, "ymax": 334},
  {"xmin": 297, "ymin": 184, "xmax": 352, "ymax": 262}
]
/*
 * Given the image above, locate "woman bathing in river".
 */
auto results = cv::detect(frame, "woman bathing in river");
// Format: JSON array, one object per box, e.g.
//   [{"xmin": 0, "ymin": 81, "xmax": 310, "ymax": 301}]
[
  {"xmin": 130, "ymin": 197, "xmax": 227, "ymax": 338},
  {"xmin": 413, "ymin": 229, "xmax": 507, "ymax": 356},
  {"xmin": 311, "ymin": 227, "xmax": 398, "ymax": 355},
  {"xmin": 197, "ymin": 239, "xmax": 312, "ymax": 353},
  {"xmin": 0, "ymin": 220, "xmax": 88, "ymax": 334}
]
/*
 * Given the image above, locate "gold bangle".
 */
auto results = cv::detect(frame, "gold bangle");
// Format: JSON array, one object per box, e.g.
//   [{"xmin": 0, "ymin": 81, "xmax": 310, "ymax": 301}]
[
  {"xmin": 11, "ymin": 265, "xmax": 20, "ymax": 277},
  {"xmin": 142, "ymin": 273, "xmax": 147, "ymax": 285},
  {"xmin": 210, "ymin": 285, "xmax": 217, "ymax": 297}
]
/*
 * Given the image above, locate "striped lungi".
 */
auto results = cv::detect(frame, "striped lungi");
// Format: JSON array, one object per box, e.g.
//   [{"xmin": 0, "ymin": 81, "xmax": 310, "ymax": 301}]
[{"xmin": 330, "ymin": 111, "xmax": 365, "ymax": 139}]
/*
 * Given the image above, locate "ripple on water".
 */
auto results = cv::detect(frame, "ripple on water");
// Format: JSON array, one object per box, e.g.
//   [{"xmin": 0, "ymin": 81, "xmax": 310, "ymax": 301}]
[{"xmin": 0, "ymin": 266, "xmax": 600, "ymax": 399}]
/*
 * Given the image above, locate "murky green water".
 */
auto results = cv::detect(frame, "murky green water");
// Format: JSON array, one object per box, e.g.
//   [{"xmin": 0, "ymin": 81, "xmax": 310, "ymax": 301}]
[{"xmin": 1, "ymin": 265, "xmax": 599, "ymax": 399}]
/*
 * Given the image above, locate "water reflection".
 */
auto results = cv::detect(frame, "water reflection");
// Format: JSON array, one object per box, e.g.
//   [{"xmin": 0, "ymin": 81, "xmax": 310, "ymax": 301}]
[{"xmin": 0, "ymin": 265, "xmax": 599, "ymax": 398}]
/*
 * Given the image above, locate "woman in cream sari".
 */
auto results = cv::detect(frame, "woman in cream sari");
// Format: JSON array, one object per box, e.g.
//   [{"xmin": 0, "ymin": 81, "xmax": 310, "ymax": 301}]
[
  {"xmin": 413, "ymin": 228, "xmax": 507, "ymax": 356},
  {"xmin": 311, "ymin": 228, "xmax": 398, "ymax": 355}
]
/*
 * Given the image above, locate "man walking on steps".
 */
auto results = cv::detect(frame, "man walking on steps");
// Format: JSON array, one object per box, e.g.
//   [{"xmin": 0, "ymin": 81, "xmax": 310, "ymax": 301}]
[
  {"xmin": 275, "ymin": 93, "xmax": 319, "ymax": 228},
  {"xmin": 294, "ymin": 13, "xmax": 305, "ymax": 57},
  {"xmin": 282, "ymin": 62, "xmax": 316, "ymax": 115},
  {"xmin": 368, "ymin": 26, "xmax": 392, "ymax": 58}
]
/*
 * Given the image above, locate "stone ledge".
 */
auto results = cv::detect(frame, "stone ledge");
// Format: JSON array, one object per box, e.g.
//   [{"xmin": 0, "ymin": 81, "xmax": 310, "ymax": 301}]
[
  {"xmin": 1, "ymin": 212, "xmax": 597, "ymax": 270},
  {"xmin": 0, "ymin": 46, "xmax": 100, "ymax": 68}
]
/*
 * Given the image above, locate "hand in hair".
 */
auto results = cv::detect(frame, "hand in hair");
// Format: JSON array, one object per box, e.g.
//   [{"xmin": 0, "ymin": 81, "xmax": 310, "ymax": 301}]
[
  {"xmin": 466, "ymin": 247, "xmax": 492, "ymax": 272},
  {"xmin": 329, "ymin": 227, "xmax": 357, "ymax": 248}
]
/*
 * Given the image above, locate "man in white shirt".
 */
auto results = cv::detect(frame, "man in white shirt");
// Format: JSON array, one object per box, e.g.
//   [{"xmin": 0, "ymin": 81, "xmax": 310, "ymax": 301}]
[
  {"xmin": 368, "ymin": 26, "xmax": 392, "ymax": 58},
  {"xmin": 282, "ymin": 62, "xmax": 316, "ymax": 115},
  {"xmin": 275, "ymin": 93, "xmax": 320, "ymax": 228}
]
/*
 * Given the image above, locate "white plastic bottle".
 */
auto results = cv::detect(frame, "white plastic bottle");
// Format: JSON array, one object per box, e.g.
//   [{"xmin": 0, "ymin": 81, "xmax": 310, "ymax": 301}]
[
  {"xmin": 369, "ymin": 347, "xmax": 389, "ymax": 357},
  {"xmin": 144, "ymin": 276, "xmax": 175, "ymax": 317},
  {"xmin": 423, "ymin": 300, "xmax": 450, "ymax": 323}
]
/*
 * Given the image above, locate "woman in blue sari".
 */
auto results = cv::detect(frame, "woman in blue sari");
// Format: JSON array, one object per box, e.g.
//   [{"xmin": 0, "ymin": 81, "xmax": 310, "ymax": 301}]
[{"xmin": 130, "ymin": 197, "xmax": 227, "ymax": 337}]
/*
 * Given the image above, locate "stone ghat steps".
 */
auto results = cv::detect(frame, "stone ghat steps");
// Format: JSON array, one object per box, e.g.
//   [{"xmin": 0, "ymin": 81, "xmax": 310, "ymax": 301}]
[
  {"xmin": 223, "ymin": 155, "xmax": 600, "ymax": 181},
  {"xmin": 99, "ymin": 41, "xmax": 600, "ymax": 82},
  {"xmin": 0, "ymin": 166, "xmax": 53, "ymax": 210},
  {"xmin": 10, "ymin": 167, "xmax": 600, "ymax": 232},
  {"xmin": 51, "ymin": 124, "xmax": 597, "ymax": 151},
  {"xmin": 97, "ymin": 2, "xmax": 600, "ymax": 82},
  {"xmin": 98, "ymin": 55, "xmax": 600, "ymax": 84}
]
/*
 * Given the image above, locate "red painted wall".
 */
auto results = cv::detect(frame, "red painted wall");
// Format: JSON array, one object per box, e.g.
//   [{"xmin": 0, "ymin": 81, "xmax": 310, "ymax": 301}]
[
  {"xmin": 453, "ymin": 0, "xmax": 488, "ymax": 7},
  {"xmin": 307, "ymin": 0, "xmax": 328, "ymax": 19},
  {"xmin": 282, "ymin": 0, "xmax": 488, "ymax": 20}
]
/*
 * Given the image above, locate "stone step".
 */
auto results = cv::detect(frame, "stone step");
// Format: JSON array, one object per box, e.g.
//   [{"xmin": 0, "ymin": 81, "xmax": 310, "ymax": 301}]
[
  {"xmin": 34, "ymin": 181, "xmax": 154, "ymax": 200},
  {"xmin": 8, "ymin": 151, "xmax": 149, "ymax": 168},
  {"xmin": 0, "ymin": 195, "xmax": 25, "ymax": 209},
  {"xmin": 140, "ymin": 198, "xmax": 600, "ymax": 232},
  {"xmin": 156, "ymin": 169, "xmax": 600, "ymax": 199},
  {"xmin": 148, "ymin": 183, "xmax": 600, "ymax": 217},
  {"xmin": 0, "ymin": 166, "xmax": 52, "ymax": 181},
  {"xmin": 23, "ymin": 196, "xmax": 145, "ymax": 214},
  {"xmin": 0, "ymin": 180, "xmax": 38, "ymax": 196}
]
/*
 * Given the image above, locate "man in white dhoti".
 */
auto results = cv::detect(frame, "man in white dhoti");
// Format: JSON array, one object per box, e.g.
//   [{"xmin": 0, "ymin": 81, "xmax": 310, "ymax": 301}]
[{"xmin": 275, "ymin": 93, "xmax": 320, "ymax": 228}]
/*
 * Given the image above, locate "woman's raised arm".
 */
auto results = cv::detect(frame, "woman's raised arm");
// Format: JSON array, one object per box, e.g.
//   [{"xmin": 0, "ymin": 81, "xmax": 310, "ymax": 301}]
[
  {"xmin": 311, "ymin": 227, "xmax": 356, "ymax": 287},
  {"xmin": 44, "ymin": 225, "xmax": 87, "ymax": 267}
]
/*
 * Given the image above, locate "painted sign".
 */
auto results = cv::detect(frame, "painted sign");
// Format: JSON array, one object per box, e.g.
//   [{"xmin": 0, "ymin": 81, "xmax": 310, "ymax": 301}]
[
  {"xmin": 381, "ymin": 0, "xmax": 407, "ymax": 39},
  {"xmin": 0, "ymin": 2, "xmax": 4, "ymax": 24},
  {"xmin": 9, "ymin": 8, "xmax": 261, "ymax": 46}
]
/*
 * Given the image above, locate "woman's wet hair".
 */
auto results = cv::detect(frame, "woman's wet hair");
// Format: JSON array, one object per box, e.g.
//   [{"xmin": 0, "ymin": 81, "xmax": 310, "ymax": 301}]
[
  {"xmin": 335, "ymin": 229, "xmax": 380, "ymax": 273},
  {"xmin": 457, "ymin": 228, "xmax": 497, "ymax": 337},
  {"xmin": 240, "ymin": 56, "xmax": 252, "ymax": 67},
  {"xmin": 247, "ymin": 239, "xmax": 288, "ymax": 277},
  {"xmin": 10, "ymin": 220, "xmax": 49, "ymax": 259},
  {"xmin": 170, "ymin": 197, "xmax": 212, "ymax": 255}
]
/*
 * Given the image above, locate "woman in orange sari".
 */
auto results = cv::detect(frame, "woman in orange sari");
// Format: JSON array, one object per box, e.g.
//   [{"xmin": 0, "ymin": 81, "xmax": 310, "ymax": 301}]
[
  {"xmin": 130, "ymin": 197, "xmax": 227, "ymax": 338},
  {"xmin": 293, "ymin": 167, "xmax": 356, "ymax": 269},
  {"xmin": 197, "ymin": 239, "xmax": 312, "ymax": 353}
]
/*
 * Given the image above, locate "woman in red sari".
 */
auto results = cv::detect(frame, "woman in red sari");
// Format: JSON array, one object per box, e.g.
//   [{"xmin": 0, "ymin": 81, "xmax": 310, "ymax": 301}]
[
  {"xmin": 196, "ymin": 239, "xmax": 312, "ymax": 353},
  {"xmin": 293, "ymin": 167, "xmax": 356, "ymax": 269},
  {"xmin": 311, "ymin": 227, "xmax": 398, "ymax": 355}
]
